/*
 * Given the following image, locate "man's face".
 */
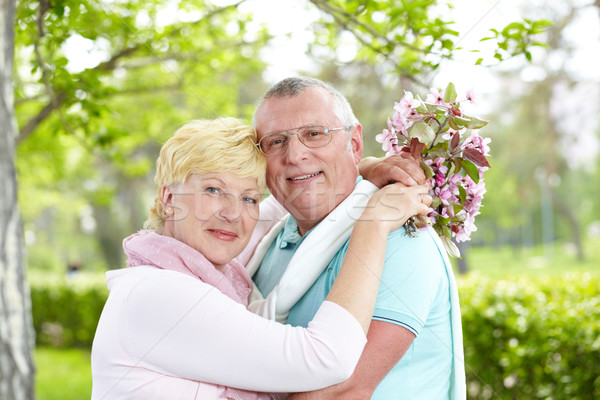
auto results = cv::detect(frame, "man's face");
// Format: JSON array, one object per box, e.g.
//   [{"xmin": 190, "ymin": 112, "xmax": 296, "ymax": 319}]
[{"xmin": 254, "ymin": 87, "xmax": 363, "ymax": 234}]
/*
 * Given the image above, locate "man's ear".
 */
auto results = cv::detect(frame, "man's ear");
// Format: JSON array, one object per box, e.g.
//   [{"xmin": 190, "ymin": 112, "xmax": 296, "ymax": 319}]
[{"xmin": 350, "ymin": 124, "xmax": 364, "ymax": 165}]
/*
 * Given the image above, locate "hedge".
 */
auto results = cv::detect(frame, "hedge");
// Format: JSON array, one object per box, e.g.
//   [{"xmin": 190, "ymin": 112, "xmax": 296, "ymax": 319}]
[
  {"xmin": 458, "ymin": 272, "xmax": 600, "ymax": 399},
  {"xmin": 29, "ymin": 271, "xmax": 600, "ymax": 399},
  {"xmin": 30, "ymin": 272, "xmax": 107, "ymax": 348}
]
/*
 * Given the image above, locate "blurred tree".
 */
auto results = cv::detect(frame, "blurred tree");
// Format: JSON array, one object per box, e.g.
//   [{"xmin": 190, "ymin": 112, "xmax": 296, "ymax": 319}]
[
  {"xmin": 477, "ymin": 0, "xmax": 600, "ymax": 262},
  {"xmin": 0, "ymin": 0, "xmax": 36, "ymax": 398},
  {"xmin": 14, "ymin": 0, "xmax": 271, "ymax": 269}
]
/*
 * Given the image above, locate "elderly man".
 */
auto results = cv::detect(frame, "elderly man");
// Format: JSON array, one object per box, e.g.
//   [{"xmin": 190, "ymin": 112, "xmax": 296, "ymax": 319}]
[{"xmin": 250, "ymin": 77, "xmax": 465, "ymax": 399}]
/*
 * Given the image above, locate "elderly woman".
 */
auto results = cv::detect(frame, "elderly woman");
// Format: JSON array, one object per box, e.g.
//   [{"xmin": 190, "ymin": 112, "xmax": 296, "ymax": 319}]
[{"xmin": 91, "ymin": 118, "xmax": 431, "ymax": 399}]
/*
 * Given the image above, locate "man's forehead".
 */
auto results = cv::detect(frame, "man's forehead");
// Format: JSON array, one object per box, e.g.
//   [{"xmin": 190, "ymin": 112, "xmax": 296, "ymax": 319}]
[{"xmin": 255, "ymin": 89, "xmax": 337, "ymax": 134}]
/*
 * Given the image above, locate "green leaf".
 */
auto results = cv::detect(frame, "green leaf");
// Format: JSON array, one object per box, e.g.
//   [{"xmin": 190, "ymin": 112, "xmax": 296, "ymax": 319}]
[
  {"xmin": 461, "ymin": 159, "xmax": 480, "ymax": 183},
  {"xmin": 457, "ymin": 185, "xmax": 467, "ymax": 203},
  {"xmin": 439, "ymin": 235, "xmax": 461, "ymax": 258},
  {"xmin": 446, "ymin": 160, "xmax": 456, "ymax": 176},
  {"xmin": 429, "ymin": 141, "xmax": 450, "ymax": 158},
  {"xmin": 452, "ymin": 158, "xmax": 462, "ymax": 172},
  {"xmin": 449, "ymin": 117, "xmax": 460, "ymax": 130},
  {"xmin": 420, "ymin": 160, "xmax": 434, "ymax": 180},
  {"xmin": 453, "ymin": 116, "xmax": 471, "ymax": 128},
  {"xmin": 425, "ymin": 103, "xmax": 438, "ymax": 113},
  {"xmin": 475, "ymin": 58, "xmax": 483, "ymax": 65},
  {"xmin": 408, "ymin": 122, "xmax": 436, "ymax": 144},
  {"xmin": 465, "ymin": 116, "xmax": 488, "ymax": 129},
  {"xmin": 444, "ymin": 82, "xmax": 457, "ymax": 103}
]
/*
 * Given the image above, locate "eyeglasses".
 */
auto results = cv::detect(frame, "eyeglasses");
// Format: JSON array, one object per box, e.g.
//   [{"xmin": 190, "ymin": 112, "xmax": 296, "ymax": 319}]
[{"xmin": 257, "ymin": 124, "xmax": 349, "ymax": 157}]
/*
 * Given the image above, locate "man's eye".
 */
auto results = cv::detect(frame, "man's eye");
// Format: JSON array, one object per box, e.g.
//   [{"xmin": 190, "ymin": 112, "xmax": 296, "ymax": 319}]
[
  {"xmin": 269, "ymin": 136, "xmax": 287, "ymax": 147},
  {"xmin": 305, "ymin": 129, "xmax": 326, "ymax": 138}
]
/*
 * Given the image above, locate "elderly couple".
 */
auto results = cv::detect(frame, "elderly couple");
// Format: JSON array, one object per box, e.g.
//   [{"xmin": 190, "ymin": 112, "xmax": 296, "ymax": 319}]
[{"xmin": 91, "ymin": 77, "xmax": 466, "ymax": 400}]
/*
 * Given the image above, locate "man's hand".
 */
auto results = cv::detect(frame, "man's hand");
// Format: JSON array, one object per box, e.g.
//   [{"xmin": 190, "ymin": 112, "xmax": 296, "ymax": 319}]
[{"xmin": 359, "ymin": 153, "xmax": 426, "ymax": 188}]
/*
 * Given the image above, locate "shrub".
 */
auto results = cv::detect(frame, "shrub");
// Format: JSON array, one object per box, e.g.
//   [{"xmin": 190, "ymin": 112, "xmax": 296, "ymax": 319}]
[
  {"xmin": 29, "ymin": 272, "xmax": 108, "ymax": 347},
  {"xmin": 458, "ymin": 272, "xmax": 600, "ymax": 400}
]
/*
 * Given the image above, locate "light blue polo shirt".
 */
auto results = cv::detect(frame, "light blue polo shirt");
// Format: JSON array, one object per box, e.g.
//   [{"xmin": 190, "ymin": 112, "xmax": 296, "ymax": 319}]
[{"xmin": 253, "ymin": 190, "xmax": 455, "ymax": 399}]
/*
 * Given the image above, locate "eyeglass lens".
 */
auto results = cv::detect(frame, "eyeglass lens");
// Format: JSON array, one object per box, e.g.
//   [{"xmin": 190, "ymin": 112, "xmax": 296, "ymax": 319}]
[{"xmin": 261, "ymin": 125, "xmax": 332, "ymax": 155}]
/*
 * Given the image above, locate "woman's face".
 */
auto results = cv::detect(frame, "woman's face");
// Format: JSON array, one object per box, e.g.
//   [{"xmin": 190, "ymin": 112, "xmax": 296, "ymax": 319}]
[{"xmin": 164, "ymin": 172, "xmax": 261, "ymax": 270}]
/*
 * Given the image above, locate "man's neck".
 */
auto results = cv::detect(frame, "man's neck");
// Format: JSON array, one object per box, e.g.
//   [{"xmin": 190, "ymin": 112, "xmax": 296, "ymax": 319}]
[{"xmin": 296, "ymin": 218, "xmax": 321, "ymax": 237}]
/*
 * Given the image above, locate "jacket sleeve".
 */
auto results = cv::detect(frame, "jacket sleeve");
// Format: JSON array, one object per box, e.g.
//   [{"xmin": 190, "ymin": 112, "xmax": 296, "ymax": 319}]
[{"xmin": 124, "ymin": 270, "xmax": 366, "ymax": 392}]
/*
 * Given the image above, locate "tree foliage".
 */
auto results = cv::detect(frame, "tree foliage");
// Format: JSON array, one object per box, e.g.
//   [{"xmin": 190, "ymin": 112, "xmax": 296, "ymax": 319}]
[
  {"xmin": 14, "ymin": 0, "xmax": 271, "ymax": 269},
  {"xmin": 307, "ymin": 0, "xmax": 549, "ymax": 85}
]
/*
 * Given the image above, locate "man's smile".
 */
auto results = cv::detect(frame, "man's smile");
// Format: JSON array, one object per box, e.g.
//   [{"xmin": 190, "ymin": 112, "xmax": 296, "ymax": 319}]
[{"xmin": 288, "ymin": 171, "xmax": 323, "ymax": 182}]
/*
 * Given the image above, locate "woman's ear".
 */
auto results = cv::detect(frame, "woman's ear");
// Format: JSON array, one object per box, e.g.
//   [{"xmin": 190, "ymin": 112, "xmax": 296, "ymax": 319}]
[{"xmin": 160, "ymin": 186, "xmax": 174, "ymax": 215}]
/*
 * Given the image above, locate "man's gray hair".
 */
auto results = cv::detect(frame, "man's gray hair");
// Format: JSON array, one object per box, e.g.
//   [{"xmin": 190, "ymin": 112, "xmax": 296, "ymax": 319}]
[{"xmin": 253, "ymin": 77, "xmax": 359, "ymax": 137}]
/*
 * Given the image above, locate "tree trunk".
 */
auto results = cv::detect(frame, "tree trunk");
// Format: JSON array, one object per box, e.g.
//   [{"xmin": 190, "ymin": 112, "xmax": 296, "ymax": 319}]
[
  {"xmin": 0, "ymin": 0, "xmax": 36, "ymax": 398},
  {"xmin": 456, "ymin": 240, "xmax": 469, "ymax": 274},
  {"xmin": 551, "ymin": 189, "xmax": 585, "ymax": 261}
]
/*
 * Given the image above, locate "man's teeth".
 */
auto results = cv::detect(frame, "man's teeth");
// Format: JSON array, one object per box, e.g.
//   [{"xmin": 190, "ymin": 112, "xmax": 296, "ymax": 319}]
[{"xmin": 291, "ymin": 172, "xmax": 320, "ymax": 181}]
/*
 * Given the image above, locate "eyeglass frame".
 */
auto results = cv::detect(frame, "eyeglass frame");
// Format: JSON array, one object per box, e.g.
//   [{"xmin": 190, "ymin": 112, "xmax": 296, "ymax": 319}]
[{"xmin": 256, "ymin": 124, "xmax": 351, "ymax": 157}]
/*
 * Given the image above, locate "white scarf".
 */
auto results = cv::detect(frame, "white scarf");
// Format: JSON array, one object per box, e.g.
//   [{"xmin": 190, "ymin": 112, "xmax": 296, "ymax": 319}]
[{"xmin": 246, "ymin": 179, "xmax": 378, "ymax": 321}]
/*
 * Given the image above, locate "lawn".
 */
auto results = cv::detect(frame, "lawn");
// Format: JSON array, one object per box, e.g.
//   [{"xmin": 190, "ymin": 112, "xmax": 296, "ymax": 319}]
[
  {"xmin": 455, "ymin": 236, "xmax": 600, "ymax": 279},
  {"xmin": 35, "ymin": 347, "xmax": 91, "ymax": 400}
]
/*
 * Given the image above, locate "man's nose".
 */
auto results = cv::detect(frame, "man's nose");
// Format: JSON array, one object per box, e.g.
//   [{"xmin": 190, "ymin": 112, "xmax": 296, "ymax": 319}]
[{"xmin": 285, "ymin": 134, "xmax": 310, "ymax": 162}]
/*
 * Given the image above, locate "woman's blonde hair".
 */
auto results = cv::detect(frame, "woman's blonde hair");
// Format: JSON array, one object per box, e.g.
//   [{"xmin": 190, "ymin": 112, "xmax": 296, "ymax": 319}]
[{"xmin": 144, "ymin": 118, "xmax": 266, "ymax": 233}]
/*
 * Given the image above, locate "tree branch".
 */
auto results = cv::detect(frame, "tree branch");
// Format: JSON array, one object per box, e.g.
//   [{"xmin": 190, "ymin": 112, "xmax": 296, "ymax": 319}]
[
  {"xmin": 17, "ymin": 92, "xmax": 67, "ymax": 144},
  {"xmin": 17, "ymin": 0, "xmax": 250, "ymax": 143},
  {"xmin": 309, "ymin": 0, "xmax": 426, "ymax": 54},
  {"xmin": 96, "ymin": 0, "xmax": 249, "ymax": 72}
]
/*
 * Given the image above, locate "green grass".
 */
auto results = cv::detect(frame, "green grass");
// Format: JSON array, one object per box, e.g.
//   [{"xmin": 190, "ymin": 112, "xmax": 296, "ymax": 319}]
[
  {"xmin": 35, "ymin": 347, "xmax": 91, "ymax": 400},
  {"xmin": 455, "ymin": 236, "xmax": 600, "ymax": 279}
]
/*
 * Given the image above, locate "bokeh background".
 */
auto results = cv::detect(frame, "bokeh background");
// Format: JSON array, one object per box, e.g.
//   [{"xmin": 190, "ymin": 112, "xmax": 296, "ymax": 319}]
[{"xmin": 8, "ymin": 0, "xmax": 600, "ymax": 398}]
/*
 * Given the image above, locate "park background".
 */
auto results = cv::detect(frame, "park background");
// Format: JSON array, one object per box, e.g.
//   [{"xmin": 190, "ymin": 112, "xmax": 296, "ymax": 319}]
[{"xmin": 4, "ymin": 0, "xmax": 600, "ymax": 399}]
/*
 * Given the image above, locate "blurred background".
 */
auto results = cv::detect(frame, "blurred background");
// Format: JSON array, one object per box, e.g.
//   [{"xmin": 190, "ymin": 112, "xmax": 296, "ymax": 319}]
[{"xmin": 8, "ymin": 0, "xmax": 600, "ymax": 398}]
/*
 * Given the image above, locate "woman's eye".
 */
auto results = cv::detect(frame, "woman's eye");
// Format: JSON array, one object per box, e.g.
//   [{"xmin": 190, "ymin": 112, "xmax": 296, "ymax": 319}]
[
  {"xmin": 242, "ymin": 197, "xmax": 258, "ymax": 205},
  {"xmin": 205, "ymin": 187, "xmax": 220, "ymax": 195}
]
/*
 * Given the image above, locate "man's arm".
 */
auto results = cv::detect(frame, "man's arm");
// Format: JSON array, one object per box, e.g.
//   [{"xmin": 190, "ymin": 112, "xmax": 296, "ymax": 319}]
[
  {"xmin": 288, "ymin": 320, "xmax": 416, "ymax": 400},
  {"xmin": 359, "ymin": 153, "xmax": 426, "ymax": 188}
]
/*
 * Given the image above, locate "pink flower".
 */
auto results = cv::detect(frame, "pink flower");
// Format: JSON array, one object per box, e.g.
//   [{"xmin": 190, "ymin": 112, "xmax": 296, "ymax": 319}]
[
  {"xmin": 426, "ymin": 88, "xmax": 445, "ymax": 105},
  {"xmin": 376, "ymin": 120, "xmax": 401, "ymax": 155},
  {"xmin": 394, "ymin": 91, "xmax": 418, "ymax": 116},
  {"xmin": 391, "ymin": 112, "xmax": 410, "ymax": 137},
  {"xmin": 465, "ymin": 89, "xmax": 477, "ymax": 104},
  {"xmin": 464, "ymin": 132, "xmax": 491, "ymax": 155},
  {"xmin": 435, "ymin": 186, "xmax": 452, "ymax": 206}
]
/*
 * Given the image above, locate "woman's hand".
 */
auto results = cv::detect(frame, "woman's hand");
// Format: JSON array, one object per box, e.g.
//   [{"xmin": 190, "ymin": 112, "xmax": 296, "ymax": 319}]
[
  {"xmin": 359, "ymin": 183, "xmax": 432, "ymax": 234},
  {"xmin": 359, "ymin": 154, "xmax": 426, "ymax": 189}
]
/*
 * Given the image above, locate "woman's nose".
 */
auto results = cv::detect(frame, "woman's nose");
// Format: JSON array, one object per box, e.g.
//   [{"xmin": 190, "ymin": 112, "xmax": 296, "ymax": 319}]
[{"xmin": 217, "ymin": 194, "xmax": 241, "ymax": 222}]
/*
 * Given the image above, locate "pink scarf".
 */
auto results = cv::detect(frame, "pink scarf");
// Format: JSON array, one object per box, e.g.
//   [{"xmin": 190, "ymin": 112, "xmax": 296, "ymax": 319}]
[{"xmin": 123, "ymin": 230, "xmax": 283, "ymax": 400}]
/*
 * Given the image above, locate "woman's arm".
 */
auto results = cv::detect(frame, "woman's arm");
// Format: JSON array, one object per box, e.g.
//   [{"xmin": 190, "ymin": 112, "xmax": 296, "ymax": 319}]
[{"xmin": 124, "ymin": 184, "xmax": 430, "ymax": 392}]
